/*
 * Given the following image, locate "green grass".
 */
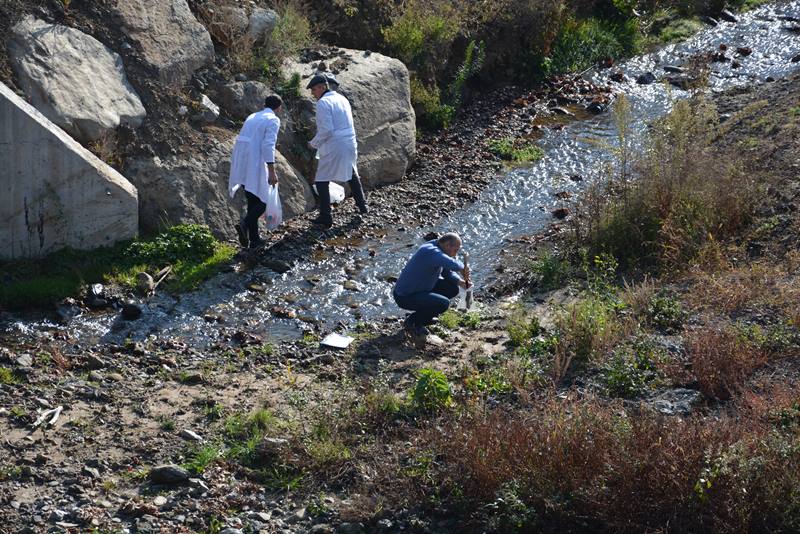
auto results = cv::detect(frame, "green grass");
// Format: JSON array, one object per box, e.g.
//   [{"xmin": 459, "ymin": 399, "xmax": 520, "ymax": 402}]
[
  {"xmin": 183, "ymin": 444, "xmax": 221, "ymax": 475},
  {"xmin": 0, "ymin": 224, "xmax": 235, "ymax": 309},
  {"xmin": 658, "ymin": 17, "xmax": 703, "ymax": 43},
  {"xmin": 487, "ymin": 138, "xmax": 544, "ymax": 163},
  {"xmin": 439, "ymin": 309, "xmax": 482, "ymax": 330},
  {"xmin": 544, "ymin": 17, "xmax": 641, "ymax": 75},
  {"xmin": 0, "ymin": 367, "xmax": 17, "ymax": 385}
]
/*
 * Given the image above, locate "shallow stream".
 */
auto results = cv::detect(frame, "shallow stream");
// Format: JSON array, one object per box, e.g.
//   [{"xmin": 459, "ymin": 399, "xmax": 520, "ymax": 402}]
[{"xmin": 5, "ymin": 0, "xmax": 800, "ymax": 347}]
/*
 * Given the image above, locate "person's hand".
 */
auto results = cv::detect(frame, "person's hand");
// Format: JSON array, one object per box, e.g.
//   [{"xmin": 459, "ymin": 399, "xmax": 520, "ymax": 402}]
[
  {"xmin": 458, "ymin": 279, "xmax": 473, "ymax": 290},
  {"xmin": 268, "ymin": 169, "xmax": 278, "ymax": 185}
]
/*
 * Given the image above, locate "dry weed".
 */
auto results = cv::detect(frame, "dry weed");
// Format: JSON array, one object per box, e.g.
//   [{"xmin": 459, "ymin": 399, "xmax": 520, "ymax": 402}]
[{"xmin": 685, "ymin": 327, "xmax": 768, "ymax": 401}]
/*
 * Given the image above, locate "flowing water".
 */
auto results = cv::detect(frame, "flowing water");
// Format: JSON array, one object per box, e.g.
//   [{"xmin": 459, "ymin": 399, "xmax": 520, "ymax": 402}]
[{"xmin": 5, "ymin": 1, "xmax": 800, "ymax": 347}]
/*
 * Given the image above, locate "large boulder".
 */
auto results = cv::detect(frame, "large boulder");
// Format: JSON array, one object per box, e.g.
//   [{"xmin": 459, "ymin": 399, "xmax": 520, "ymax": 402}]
[
  {"xmin": 218, "ymin": 81, "xmax": 271, "ymax": 120},
  {"xmin": 283, "ymin": 48, "xmax": 416, "ymax": 189},
  {"xmin": 7, "ymin": 16, "xmax": 146, "ymax": 144},
  {"xmin": 111, "ymin": 0, "xmax": 214, "ymax": 86},
  {"xmin": 0, "ymin": 82, "xmax": 138, "ymax": 259},
  {"xmin": 124, "ymin": 134, "xmax": 312, "ymax": 237},
  {"xmin": 247, "ymin": 8, "xmax": 278, "ymax": 43}
]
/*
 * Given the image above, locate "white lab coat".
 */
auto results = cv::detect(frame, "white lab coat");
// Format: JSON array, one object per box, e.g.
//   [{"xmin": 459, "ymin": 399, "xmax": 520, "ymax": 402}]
[
  {"xmin": 228, "ymin": 108, "xmax": 280, "ymax": 204},
  {"xmin": 309, "ymin": 90, "xmax": 359, "ymax": 183}
]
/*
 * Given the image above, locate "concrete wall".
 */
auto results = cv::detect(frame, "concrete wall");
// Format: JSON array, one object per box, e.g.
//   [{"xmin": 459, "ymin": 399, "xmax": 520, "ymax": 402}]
[{"xmin": 1, "ymin": 82, "xmax": 138, "ymax": 259}]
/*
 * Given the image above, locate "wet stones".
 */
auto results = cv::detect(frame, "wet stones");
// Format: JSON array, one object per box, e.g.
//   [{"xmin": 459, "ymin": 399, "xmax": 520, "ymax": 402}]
[
  {"xmin": 551, "ymin": 207, "xmax": 570, "ymax": 219},
  {"xmin": 263, "ymin": 259, "xmax": 292, "ymax": 274},
  {"xmin": 718, "ymin": 9, "xmax": 738, "ymax": 23},
  {"xmin": 636, "ymin": 72, "xmax": 656, "ymax": 85},
  {"xmin": 735, "ymin": 46, "xmax": 752, "ymax": 57},
  {"xmin": 121, "ymin": 303, "xmax": 143, "ymax": 321},
  {"xmin": 662, "ymin": 65, "xmax": 686, "ymax": 74}
]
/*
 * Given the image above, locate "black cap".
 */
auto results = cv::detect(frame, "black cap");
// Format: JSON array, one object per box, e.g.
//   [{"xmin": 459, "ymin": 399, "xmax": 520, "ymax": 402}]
[{"xmin": 306, "ymin": 74, "xmax": 328, "ymax": 89}]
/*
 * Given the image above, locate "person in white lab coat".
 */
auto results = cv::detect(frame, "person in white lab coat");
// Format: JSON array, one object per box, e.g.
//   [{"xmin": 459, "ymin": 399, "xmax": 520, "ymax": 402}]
[
  {"xmin": 306, "ymin": 74, "xmax": 368, "ymax": 228},
  {"xmin": 228, "ymin": 94, "xmax": 283, "ymax": 249}
]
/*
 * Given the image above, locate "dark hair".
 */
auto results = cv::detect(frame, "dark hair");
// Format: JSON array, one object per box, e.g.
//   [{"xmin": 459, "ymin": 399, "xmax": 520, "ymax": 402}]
[{"xmin": 264, "ymin": 95, "xmax": 282, "ymax": 110}]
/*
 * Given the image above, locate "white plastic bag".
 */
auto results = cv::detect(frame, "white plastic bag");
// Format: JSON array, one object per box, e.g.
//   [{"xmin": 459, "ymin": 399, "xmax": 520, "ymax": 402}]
[
  {"xmin": 313, "ymin": 182, "xmax": 346, "ymax": 203},
  {"xmin": 264, "ymin": 184, "xmax": 282, "ymax": 230},
  {"xmin": 329, "ymin": 182, "xmax": 345, "ymax": 203}
]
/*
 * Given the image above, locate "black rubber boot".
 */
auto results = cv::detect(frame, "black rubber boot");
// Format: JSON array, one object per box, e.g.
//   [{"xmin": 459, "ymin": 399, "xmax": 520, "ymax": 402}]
[
  {"xmin": 313, "ymin": 181, "xmax": 333, "ymax": 228},
  {"xmin": 348, "ymin": 174, "xmax": 368, "ymax": 214}
]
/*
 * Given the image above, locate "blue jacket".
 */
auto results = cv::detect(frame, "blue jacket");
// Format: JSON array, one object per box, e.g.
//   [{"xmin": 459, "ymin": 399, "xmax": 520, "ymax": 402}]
[{"xmin": 394, "ymin": 240, "xmax": 464, "ymax": 297}]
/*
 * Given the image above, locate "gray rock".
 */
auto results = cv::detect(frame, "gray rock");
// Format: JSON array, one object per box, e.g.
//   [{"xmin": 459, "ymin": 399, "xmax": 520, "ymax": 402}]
[
  {"xmin": 16, "ymin": 354, "xmax": 33, "ymax": 367},
  {"xmin": 311, "ymin": 525, "xmax": 334, "ymax": 534},
  {"xmin": 180, "ymin": 429, "xmax": 204, "ymax": 442},
  {"xmin": 8, "ymin": 17, "xmax": 145, "ymax": 143},
  {"xmin": 219, "ymin": 81, "xmax": 271, "ymax": 120},
  {"xmin": 149, "ymin": 464, "xmax": 190, "ymax": 484},
  {"xmin": 283, "ymin": 48, "xmax": 416, "ymax": 189},
  {"xmin": 111, "ymin": 0, "xmax": 214, "ymax": 85},
  {"xmin": 650, "ymin": 388, "xmax": 703, "ymax": 416},
  {"xmin": 263, "ymin": 260, "xmax": 292, "ymax": 274},
  {"xmin": 194, "ymin": 94, "xmax": 220, "ymax": 123},
  {"xmin": 86, "ymin": 355, "xmax": 106, "ymax": 370},
  {"xmin": 662, "ymin": 65, "xmax": 686, "ymax": 73},
  {"xmin": 153, "ymin": 495, "xmax": 168, "ymax": 507},
  {"xmin": 247, "ymin": 8, "xmax": 278, "ymax": 43},
  {"xmin": 220, "ymin": 529, "xmax": 243, "ymax": 534},
  {"xmin": 82, "ymin": 466, "xmax": 101, "ymax": 479}
]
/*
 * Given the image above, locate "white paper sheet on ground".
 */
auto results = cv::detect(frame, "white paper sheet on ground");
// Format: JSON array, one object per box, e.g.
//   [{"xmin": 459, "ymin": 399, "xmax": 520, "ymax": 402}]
[{"xmin": 320, "ymin": 332, "xmax": 354, "ymax": 349}]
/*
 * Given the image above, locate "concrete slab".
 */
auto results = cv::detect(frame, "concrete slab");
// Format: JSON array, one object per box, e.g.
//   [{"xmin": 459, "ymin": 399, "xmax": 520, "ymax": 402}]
[{"xmin": 0, "ymin": 82, "xmax": 138, "ymax": 259}]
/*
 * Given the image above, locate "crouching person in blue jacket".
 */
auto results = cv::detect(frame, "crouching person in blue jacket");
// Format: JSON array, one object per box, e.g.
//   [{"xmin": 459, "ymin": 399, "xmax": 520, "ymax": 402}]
[{"xmin": 393, "ymin": 232, "xmax": 472, "ymax": 348}]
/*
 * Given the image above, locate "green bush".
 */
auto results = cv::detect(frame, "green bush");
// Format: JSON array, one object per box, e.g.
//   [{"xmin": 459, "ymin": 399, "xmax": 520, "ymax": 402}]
[
  {"xmin": 409, "ymin": 368, "xmax": 453, "ymax": 412},
  {"xmin": 507, "ymin": 311, "xmax": 542, "ymax": 348},
  {"xmin": 544, "ymin": 17, "xmax": 640, "ymax": 76},
  {"xmin": 576, "ymin": 98, "xmax": 757, "ymax": 272},
  {"xmin": 381, "ymin": 1, "xmax": 460, "ymax": 77},
  {"xmin": 599, "ymin": 339, "xmax": 663, "ymax": 398},
  {"xmin": 646, "ymin": 292, "xmax": 687, "ymax": 333},
  {"xmin": 126, "ymin": 224, "xmax": 216, "ymax": 265},
  {"xmin": 410, "ymin": 77, "xmax": 455, "ymax": 130},
  {"xmin": 530, "ymin": 251, "xmax": 572, "ymax": 291}
]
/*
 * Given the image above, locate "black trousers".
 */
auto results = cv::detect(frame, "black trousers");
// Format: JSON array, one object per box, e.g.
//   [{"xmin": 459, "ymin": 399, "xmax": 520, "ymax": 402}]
[
  {"xmin": 316, "ymin": 169, "xmax": 367, "ymax": 222},
  {"xmin": 394, "ymin": 278, "xmax": 460, "ymax": 327},
  {"xmin": 244, "ymin": 190, "xmax": 266, "ymax": 242}
]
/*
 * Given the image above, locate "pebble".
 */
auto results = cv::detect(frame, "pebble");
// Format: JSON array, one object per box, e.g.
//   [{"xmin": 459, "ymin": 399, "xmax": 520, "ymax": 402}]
[{"xmin": 153, "ymin": 496, "xmax": 168, "ymax": 507}]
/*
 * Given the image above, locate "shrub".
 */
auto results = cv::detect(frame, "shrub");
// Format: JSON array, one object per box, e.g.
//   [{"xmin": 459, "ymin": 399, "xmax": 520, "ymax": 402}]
[
  {"xmin": 506, "ymin": 309, "xmax": 542, "ymax": 348},
  {"xmin": 544, "ymin": 17, "xmax": 640, "ymax": 75},
  {"xmin": 409, "ymin": 368, "xmax": 453, "ymax": 412},
  {"xmin": 576, "ymin": 97, "xmax": 758, "ymax": 272},
  {"xmin": 410, "ymin": 77, "xmax": 454, "ymax": 130},
  {"xmin": 126, "ymin": 224, "xmax": 217, "ymax": 265},
  {"xmin": 381, "ymin": 0, "xmax": 460, "ymax": 78},
  {"xmin": 269, "ymin": 0, "xmax": 313, "ymax": 61},
  {"xmin": 686, "ymin": 328, "xmax": 768, "ymax": 401},
  {"xmin": 530, "ymin": 251, "xmax": 572, "ymax": 291},
  {"xmin": 439, "ymin": 309, "xmax": 481, "ymax": 330},
  {"xmin": 600, "ymin": 338, "xmax": 663, "ymax": 398},
  {"xmin": 646, "ymin": 291, "xmax": 687, "ymax": 333}
]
